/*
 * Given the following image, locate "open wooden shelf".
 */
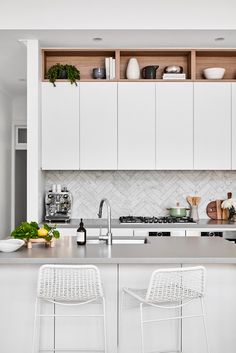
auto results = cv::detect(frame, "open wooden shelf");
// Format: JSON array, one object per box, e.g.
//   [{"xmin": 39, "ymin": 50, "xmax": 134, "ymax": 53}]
[
  {"xmin": 42, "ymin": 48, "xmax": 236, "ymax": 82},
  {"xmin": 42, "ymin": 49, "xmax": 117, "ymax": 81},
  {"xmin": 195, "ymin": 50, "xmax": 236, "ymax": 80},
  {"xmin": 119, "ymin": 49, "xmax": 192, "ymax": 79}
]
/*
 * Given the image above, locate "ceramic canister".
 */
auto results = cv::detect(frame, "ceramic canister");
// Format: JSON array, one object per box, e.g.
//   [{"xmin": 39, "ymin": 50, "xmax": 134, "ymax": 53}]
[{"xmin": 126, "ymin": 58, "xmax": 140, "ymax": 79}]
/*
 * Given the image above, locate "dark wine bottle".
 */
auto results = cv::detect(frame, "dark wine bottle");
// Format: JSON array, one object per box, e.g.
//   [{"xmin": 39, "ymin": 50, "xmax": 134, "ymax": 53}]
[{"xmin": 76, "ymin": 218, "xmax": 86, "ymax": 245}]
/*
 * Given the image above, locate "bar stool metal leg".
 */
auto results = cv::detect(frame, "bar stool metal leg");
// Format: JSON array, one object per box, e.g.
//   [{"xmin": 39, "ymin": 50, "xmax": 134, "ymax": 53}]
[
  {"xmin": 140, "ymin": 303, "xmax": 145, "ymax": 353},
  {"xmin": 32, "ymin": 298, "xmax": 41, "ymax": 353},
  {"xmin": 102, "ymin": 297, "xmax": 107, "ymax": 353},
  {"xmin": 200, "ymin": 298, "xmax": 210, "ymax": 353}
]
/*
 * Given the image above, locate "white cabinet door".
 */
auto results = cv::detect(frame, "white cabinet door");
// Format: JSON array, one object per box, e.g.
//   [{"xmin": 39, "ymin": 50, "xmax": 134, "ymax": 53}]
[
  {"xmin": 232, "ymin": 83, "xmax": 236, "ymax": 169},
  {"xmin": 156, "ymin": 83, "xmax": 193, "ymax": 169},
  {"xmin": 118, "ymin": 83, "xmax": 156, "ymax": 170},
  {"xmin": 194, "ymin": 83, "xmax": 231, "ymax": 170},
  {"xmin": 0, "ymin": 265, "xmax": 54, "ymax": 353},
  {"xmin": 182, "ymin": 264, "xmax": 236, "ymax": 353},
  {"xmin": 42, "ymin": 83, "xmax": 80, "ymax": 170},
  {"xmin": 80, "ymin": 83, "xmax": 117, "ymax": 170}
]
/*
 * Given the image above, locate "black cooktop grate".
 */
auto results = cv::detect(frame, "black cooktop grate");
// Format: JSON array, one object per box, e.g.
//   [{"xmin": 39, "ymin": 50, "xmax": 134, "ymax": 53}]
[{"xmin": 119, "ymin": 216, "xmax": 196, "ymax": 224}]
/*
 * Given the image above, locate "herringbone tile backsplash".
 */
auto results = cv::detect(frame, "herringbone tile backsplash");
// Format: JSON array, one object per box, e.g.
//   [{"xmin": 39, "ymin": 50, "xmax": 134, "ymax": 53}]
[{"xmin": 45, "ymin": 171, "xmax": 236, "ymax": 219}]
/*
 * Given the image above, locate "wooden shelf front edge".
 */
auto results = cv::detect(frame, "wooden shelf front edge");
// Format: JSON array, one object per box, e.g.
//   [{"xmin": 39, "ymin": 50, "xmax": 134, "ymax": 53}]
[{"xmin": 41, "ymin": 78, "xmax": 236, "ymax": 83}]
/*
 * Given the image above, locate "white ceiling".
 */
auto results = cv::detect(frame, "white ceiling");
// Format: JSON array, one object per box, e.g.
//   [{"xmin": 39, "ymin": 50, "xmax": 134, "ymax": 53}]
[{"xmin": 0, "ymin": 29, "xmax": 236, "ymax": 96}]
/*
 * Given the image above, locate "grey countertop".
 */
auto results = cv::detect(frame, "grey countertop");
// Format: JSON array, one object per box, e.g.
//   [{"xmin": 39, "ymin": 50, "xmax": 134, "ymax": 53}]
[
  {"xmin": 1, "ymin": 237, "xmax": 236, "ymax": 264},
  {"xmin": 49, "ymin": 218, "xmax": 236, "ymax": 231}
]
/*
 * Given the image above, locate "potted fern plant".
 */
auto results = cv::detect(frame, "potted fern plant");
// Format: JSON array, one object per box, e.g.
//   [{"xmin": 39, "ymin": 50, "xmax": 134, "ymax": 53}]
[{"xmin": 47, "ymin": 63, "xmax": 80, "ymax": 86}]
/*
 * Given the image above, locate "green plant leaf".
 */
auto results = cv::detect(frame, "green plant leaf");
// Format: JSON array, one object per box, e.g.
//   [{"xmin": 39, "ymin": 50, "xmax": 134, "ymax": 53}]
[
  {"xmin": 47, "ymin": 63, "xmax": 80, "ymax": 86},
  {"xmin": 45, "ymin": 235, "xmax": 52, "ymax": 242},
  {"xmin": 11, "ymin": 221, "xmax": 57, "ymax": 240},
  {"xmin": 43, "ymin": 223, "xmax": 51, "ymax": 232},
  {"xmin": 30, "ymin": 221, "xmax": 39, "ymax": 229},
  {"xmin": 53, "ymin": 230, "xmax": 60, "ymax": 239}
]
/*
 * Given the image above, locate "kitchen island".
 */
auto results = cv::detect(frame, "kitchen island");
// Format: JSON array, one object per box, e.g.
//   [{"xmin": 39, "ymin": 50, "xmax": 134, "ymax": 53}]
[{"xmin": 1, "ymin": 237, "xmax": 236, "ymax": 353}]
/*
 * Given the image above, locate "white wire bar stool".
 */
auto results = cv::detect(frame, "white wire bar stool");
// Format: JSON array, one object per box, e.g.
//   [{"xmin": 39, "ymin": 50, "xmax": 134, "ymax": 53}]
[
  {"xmin": 123, "ymin": 266, "xmax": 210, "ymax": 353},
  {"xmin": 32, "ymin": 264, "xmax": 107, "ymax": 353}
]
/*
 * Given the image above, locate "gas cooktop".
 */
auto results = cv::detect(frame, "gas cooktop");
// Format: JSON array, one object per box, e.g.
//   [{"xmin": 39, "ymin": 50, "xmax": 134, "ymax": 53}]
[{"xmin": 119, "ymin": 216, "xmax": 196, "ymax": 224}]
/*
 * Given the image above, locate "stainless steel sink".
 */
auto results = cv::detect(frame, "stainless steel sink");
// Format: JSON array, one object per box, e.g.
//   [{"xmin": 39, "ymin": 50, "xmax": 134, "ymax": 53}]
[{"xmin": 86, "ymin": 236, "xmax": 148, "ymax": 245}]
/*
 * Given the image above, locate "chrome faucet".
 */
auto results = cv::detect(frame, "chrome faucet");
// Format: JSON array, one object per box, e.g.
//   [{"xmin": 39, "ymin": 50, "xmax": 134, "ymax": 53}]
[{"xmin": 98, "ymin": 198, "xmax": 112, "ymax": 245}]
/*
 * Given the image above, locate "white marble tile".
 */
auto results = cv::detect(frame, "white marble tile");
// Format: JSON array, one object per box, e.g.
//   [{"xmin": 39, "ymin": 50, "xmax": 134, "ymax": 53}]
[{"xmin": 44, "ymin": 171, "xmax": 236, "ymax": 218}]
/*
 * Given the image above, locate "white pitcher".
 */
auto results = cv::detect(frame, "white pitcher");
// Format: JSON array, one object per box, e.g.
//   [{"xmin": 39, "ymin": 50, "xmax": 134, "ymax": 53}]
[{"xmin": 126, "ymin": 58, "xmax": 140, "ymax": 79}]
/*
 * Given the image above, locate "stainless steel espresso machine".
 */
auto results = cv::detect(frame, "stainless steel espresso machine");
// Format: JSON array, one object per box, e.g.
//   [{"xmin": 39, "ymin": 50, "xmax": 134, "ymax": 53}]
[{"xmin": 45, "ymin": 185, "xmax": 72, "ymax": 222}]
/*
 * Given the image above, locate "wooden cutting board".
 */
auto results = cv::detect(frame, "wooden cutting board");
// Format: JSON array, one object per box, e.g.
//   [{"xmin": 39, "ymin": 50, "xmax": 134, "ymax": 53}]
[{"xmin": 206, "ymin": 200, "xmax": 229, "ymax": 220}]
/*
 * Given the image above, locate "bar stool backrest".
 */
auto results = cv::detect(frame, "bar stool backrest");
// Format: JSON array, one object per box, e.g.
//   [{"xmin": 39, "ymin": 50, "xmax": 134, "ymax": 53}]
[
  {"xmin": 145, "ymin": 266, "xmax": 206, "ymax": 304},
  {"xmin": 37, "ymin": 264, "xmax": 104, "ymax": 302}
]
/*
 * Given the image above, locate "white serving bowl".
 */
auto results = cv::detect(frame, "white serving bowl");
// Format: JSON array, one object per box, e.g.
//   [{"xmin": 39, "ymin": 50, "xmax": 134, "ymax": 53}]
[
  {"xmin": 203, "ymin": 67, "xmax": 225, "ymax": 79},
  {"xmin": 0, "ymin": 239, "xmax": 25, "ymax": 252}
]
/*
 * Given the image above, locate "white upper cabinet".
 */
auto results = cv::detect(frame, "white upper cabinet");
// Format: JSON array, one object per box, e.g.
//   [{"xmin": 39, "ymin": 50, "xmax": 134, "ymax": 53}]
[
  {"xmin": 232, "ymin": 84, "xmax": 236, "ymax": 169},
  {"xmin": 194, "ymin": 83, "xmax": 231, "ymax": 170},
  {"xmin": 41, "ymin": 82, "xmax": 80, "ymax": 170},
  {"xmin": 118, "ymin": 83, "xmax": 156, "ymax": 170},
  {"xmin": 80, "ymin": 83, "xmax": 117, "ymax": 170},
  {"xmin": 156, "ymin": 83, "xmax": 193, "ymax": 169}
]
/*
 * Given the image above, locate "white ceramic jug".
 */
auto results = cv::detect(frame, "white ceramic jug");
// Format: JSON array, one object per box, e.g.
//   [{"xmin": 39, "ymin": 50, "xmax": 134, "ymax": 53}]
[
  {"xmin": 126, "ymin": 58, "xmax": 140, "ymax": 79},
  {"xmin": 190, "ymin": 205, "xmax": 199, "ymax": 221}
]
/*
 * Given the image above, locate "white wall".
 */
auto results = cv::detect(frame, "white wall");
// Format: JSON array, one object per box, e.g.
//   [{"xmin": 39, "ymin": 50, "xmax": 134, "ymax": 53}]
[
  {"xmin": 0, "ymin": 88, "xmax": 12, "ymax": 237},
  {"xmin": 27, "ymin": 39, "xmax": 44, "ymax": 223},
  {"xmin": 12, "ymin": 95, "xmax": 27, "ymax": 123},
  {"xmin": 0, "ymin": 0, "xmax": 236, "ymax": 30}
]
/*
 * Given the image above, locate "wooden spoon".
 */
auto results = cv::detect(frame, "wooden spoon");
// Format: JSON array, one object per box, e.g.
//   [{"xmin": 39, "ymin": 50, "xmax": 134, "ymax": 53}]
[
  {"xmin": 187, "ymin": 196, "xmax": 193, "ymax": 206},
  {"xmin": 187, "ymin": 196, "xmax": 201, "ymax": 206},
  {"xmin": 193, "ymin": 196, "xmax": 201, "ymax": 205}
]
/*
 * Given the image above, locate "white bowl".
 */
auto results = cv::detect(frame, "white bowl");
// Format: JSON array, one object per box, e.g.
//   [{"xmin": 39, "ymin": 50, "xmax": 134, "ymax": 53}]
[
  {"xmin": 203, "ymin": 67, "xmax": 225, "ymax": 79},
  {"xmin": 0, "ymin": 239, "xmax": 25, "ymax": 252}
]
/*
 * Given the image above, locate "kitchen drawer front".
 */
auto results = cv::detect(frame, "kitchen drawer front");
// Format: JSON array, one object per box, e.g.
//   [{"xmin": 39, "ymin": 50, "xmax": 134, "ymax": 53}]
[
  {"xmin": 58, "ymin": 228, "xmax": 101, "ymax": 237},
  {"xmin": 57, "ymin": 227, "xmax": 133, "ymax": 237},
  {"xmin": 57, "ymin": 228, "xmax": 77, "ymax": 237},
  {"xmin": 91, "ymin": 228, "xmax": 133, "ymax": 237},
  {"xmin": 134, "ymin": 229, "xmax": 185, "ymax": 237},
  {"xmin": 186, "ymin": 231, "xmax": 201, "ymax": 236},
  {"xmin": 112, "ymin": 228, "xmax": 134, "ymax": 237}
]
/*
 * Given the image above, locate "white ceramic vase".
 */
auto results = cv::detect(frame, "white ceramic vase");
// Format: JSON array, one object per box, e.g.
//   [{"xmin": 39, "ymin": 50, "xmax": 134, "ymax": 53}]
[{"xmin": 126, "ymin": 58, "xmax": 140, "ymax": 79}]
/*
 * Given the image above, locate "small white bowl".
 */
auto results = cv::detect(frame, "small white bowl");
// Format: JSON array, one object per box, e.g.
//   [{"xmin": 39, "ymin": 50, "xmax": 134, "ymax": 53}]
[
  {"xmin": 0, "ymin": 239, "xmax": 25, "ymax": 252},
  {"xmin": 203, "ymin": 67, "xmax": 225, "ymax": 80}
]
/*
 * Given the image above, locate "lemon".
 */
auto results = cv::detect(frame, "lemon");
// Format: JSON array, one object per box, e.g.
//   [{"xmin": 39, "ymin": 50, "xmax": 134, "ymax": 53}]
[{"xmin": 38, "ymin": 228, "xmax": 48, "ymax": 237}]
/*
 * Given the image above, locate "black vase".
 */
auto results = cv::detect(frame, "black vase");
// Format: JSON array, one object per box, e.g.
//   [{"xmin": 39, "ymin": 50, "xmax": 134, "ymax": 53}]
[{"xmin": 59, "ymin": 70, "xmax": 67, "ymax": 79}]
